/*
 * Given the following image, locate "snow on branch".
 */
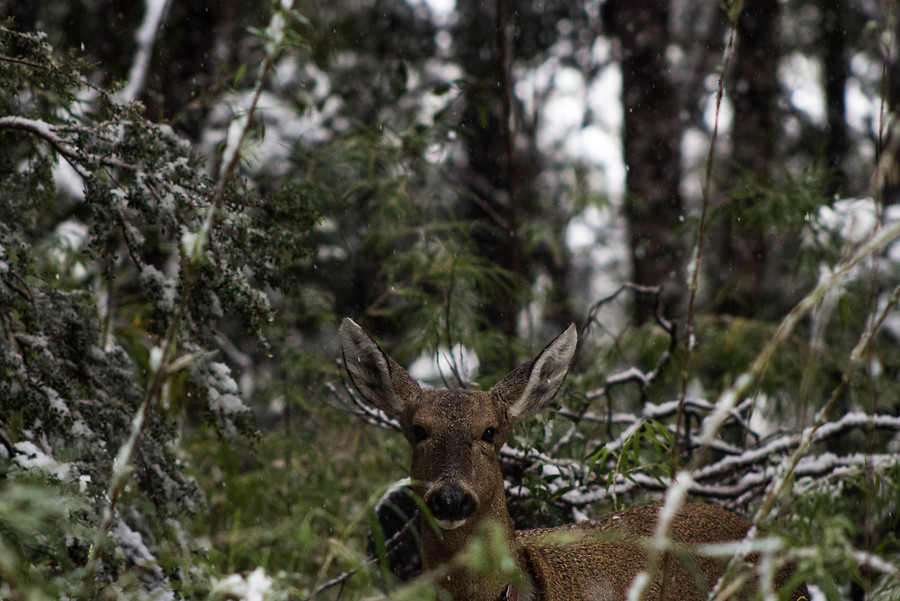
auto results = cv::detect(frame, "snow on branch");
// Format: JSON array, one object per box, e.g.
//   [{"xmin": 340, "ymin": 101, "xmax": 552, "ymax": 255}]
[
  {"xmin": 694, "ymin": 412, "xmax": 900, "ymax": 481},
  {"xmin": 328, "ymin": 380, "xmax": 401, "ymax": 432},
  {"xmin": 0, "ymin": 116, "xmax": 101, "ymax": 178},
  {"xmin": 117, "ymin": 0, "xmax": 172, "ymax": 103},
  {"xmin": 554, "ymin": 449, "xmax": 900, "ymax": 508},
  {"xmin": 501, "ymin": 407, "xmax": 900, "ymax": 510},
  {"xmin": 81, "ymin": 1, "xmax": 298, "ymax": 588}
]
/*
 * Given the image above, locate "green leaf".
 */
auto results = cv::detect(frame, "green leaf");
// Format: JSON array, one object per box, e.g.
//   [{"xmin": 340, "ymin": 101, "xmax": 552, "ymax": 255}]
[{"xmin": 233, "ymin": 63, "xmax": 247, "ymax": 88}]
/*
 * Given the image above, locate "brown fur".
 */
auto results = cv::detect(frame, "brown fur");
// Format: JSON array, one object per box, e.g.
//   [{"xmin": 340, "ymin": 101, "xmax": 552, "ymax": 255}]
[
  {"xmin": 518, "ymin": 504, "xmax": 756, "ymax": 601},
  {"xmin": 340, "ymin": 318, "xmax": 807, "ymax": 601}
]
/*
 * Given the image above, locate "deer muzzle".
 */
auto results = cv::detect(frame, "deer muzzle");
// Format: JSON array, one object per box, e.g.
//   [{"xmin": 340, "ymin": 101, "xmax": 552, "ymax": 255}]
[{"xmin": 425, "ymin": 482, "xmax": 477, "ymax": 530}]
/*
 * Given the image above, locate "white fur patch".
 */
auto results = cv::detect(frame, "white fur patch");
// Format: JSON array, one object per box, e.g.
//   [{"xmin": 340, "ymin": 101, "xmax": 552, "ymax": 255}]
[
  {"xmin": 509, "ymin": 324, "xmax": 577, "ymax": 420},
  {"xmin": 435, "ymin": 518, "xmax": 468, "ymax": 530}
]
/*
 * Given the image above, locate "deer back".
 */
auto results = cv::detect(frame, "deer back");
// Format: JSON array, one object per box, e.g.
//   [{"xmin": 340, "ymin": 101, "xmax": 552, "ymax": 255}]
[{"xmin": 516, "ymin": 503, "xmax": 759, "ymax": 601}]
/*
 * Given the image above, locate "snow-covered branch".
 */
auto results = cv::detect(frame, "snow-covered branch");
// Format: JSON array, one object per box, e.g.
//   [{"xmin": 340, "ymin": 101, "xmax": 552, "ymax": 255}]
[
  {"xmin": 117, "ymin": 0, "xmax": 172, "ymax": 103},
  {"xmin": 583, "ymin": 282, "xmax": 676, "ymax": 404},
  {"xmin": 508, "ymin": 410, "xmax": 900, "ymax": 510},
  {"xmin": 329, "ymin": 380, "xmax": 401, "ymax": 432},
  {"xmin": 81, "ymin": 1, "xmax": 297, "ymax": 589},
  {"xmin": 554, "ymin": 450, "xmax": 900, "ymax": 508},
  {"xmin": 694, "ymin": 412, "xmax": 900, "ymax": 481},
  {"xmin": 0, "ymin": 117, "xmax": 91, "ymax": 178},
  {"xmin": 0, "ymin": 115, "xmax": 139, "ymax": 175}
]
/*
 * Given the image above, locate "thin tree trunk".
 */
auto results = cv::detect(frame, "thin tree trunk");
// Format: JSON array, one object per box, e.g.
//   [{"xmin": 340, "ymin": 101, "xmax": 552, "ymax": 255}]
[
  {"xmin": 712, "ymin": 0, "xmax": 780, "ymax": 316},
  {"xmin": 455, "ymin": 0, "xmax": 519, "ymax": 356},
  {"xmin": 606, "ymin": 0, "xmax": 686, "ymax": 320},
  {"xmin": 823, "ymin": 0, "xmax": 849, "ymax": 197}
]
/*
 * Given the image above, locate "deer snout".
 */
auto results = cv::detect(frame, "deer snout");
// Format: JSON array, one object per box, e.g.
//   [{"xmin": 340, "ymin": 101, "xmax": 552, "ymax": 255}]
[{"xmin": 426, "ymin": 483, "xmax": 477, "ymax": 530}]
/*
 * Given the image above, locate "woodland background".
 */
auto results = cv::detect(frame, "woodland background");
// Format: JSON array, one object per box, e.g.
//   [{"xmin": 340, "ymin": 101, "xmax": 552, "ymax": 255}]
[{"xmin": 1, "ymin": 0, "xmax": 900, "ymax": 599}]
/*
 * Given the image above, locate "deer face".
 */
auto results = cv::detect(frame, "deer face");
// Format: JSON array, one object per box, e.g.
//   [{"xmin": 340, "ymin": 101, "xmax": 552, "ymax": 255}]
[
  {"xmin": 339, "ymin": 318, "xmax": 577, "ymax": 532},
  {"xmin": 405, "ymin": 388, "xmax": 510, "ymax": 529}
]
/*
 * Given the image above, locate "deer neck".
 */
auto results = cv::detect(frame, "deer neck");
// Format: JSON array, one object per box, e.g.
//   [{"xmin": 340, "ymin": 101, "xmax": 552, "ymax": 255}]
[{"xmin": 422, "ymin": 491, "xmax": 519, "ymax": 601}]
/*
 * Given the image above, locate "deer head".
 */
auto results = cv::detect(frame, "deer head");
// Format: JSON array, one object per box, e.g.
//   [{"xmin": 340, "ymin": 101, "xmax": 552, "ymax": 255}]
[{"xmin": 340, "ymin": 318, "xmax": 577, "ymax": 557}]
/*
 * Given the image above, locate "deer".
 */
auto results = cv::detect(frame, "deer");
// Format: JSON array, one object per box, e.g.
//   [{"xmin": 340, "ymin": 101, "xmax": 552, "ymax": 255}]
[{"xmin": 340, "ymin": 318, "xmax": 807, "ymax": 601}]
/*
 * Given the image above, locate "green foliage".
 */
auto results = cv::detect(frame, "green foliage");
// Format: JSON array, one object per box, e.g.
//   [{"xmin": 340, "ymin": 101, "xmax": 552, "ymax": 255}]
[
  {"xmin": 0, "ymin": 17, "xmax": 318, "ymax": 598},
  {"xmin": 793, "ymin": 460, "xmax": 900, "ymax": 581},
  {"xmin": 456, "ymin": 520, "xmax": 523, "ymax": 592},
  {"xmin": 284, "ymin": 119, "xmax": 526, "ymax": 375},
  {"xmin": 183, "ymin": 415, "xmax": 410, "ymax": 599},
  {"xmin": 2, "ymin": 1, "xmax": 900, "ymax": 600},
  {"xmin": 0, "ymin": 478, "xmax": 87, "ymax": 601}
]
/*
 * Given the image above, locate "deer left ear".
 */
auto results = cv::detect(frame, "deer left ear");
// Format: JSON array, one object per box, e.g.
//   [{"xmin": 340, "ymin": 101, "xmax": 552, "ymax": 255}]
[
  {"xmin": 340, "ymin": 318, "xmax": 420, "ymax": 417},
  {"xmin": 493, "ymin": 324, "xmax": 577, "ymax": 422}
]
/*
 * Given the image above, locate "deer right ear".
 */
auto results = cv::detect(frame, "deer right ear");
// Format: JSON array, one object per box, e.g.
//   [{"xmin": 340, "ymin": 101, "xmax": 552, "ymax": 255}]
[
  {"xmin": 494, "ymin": 323, "xmax": 577, "ymax": 422},
  {"xmin": 340, "ymin": 318, "xmax": 418, "ymax": 417}
]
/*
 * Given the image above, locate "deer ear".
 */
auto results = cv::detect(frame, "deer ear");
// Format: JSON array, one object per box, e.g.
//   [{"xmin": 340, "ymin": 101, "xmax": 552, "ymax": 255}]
[
  {"xmin": 340, "ymin": 318, "xmax": 420, "ymax": 417},
  {"xmin": 493, "ymin": 324, "xmax": 577, "ymax": 422}
]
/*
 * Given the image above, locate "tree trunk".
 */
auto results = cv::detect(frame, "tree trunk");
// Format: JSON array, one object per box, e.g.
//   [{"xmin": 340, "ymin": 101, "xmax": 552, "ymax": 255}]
[
  {"xmin": 606, "ymin": 0, "xmax": 686, "ymax": 321},
  {"xmin": 454, "ymin": 0, "xmax": 520, "ymax": 362},
  {"xmin": 823, "ymin": 0, "xmax": 848, "ymax": 197},
  {"xmin": 711, "ymin": 0, "xmax": 780, "ymax": 317}
]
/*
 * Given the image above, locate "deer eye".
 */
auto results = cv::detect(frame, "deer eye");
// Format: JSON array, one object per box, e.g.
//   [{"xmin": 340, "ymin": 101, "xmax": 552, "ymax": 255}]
[
  {"xmin": 481, "ymin": 427, "xmax": 497, "ymax": 444},
  {"xmin": 412, "ymin": 425, "xmax": 428, "ymax": 443}
]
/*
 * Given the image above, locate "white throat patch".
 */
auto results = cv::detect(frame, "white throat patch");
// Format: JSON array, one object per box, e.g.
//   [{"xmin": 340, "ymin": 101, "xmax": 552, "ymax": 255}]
[{"xmin": 435, "ymin": 518, "xmax": 468, "ymax": 530}]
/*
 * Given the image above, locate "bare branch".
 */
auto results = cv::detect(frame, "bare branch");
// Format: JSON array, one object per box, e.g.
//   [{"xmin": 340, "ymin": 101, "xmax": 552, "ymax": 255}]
[
  {"xmin": 582, "ymin": 283, "xmax": 676, "ymax": 405},
  {"xmin": 327, "ymin": 380, "xmax": 400, "ymax": 432}
]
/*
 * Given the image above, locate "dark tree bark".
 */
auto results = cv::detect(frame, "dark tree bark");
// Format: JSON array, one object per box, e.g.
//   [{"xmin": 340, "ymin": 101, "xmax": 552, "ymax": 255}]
[
  {"xmin": 823, "ymin": 0, "xmax": 849, "ymax": 197},
  {"xmin": 885, "ymin": 7, "xmax": 900, "ymax": 208},
  {"xmin": 453, "ymin": 0, "xmax": 581, "ymax": 365},
  {"xmin": 606, "ymin": 0, "xmax": 686, "ymax": 321},
  {"xmin": 711, "ymin": 0, "xmax": 780, "ymax": 317},
  {"xmin": 883, "ymin": 2, "xmax": 900, "ymax": 209},
  {"xmin": 671, "ymin": 0, "xmax": 728, "ymax": 127},
  {"xmin": 889, "ymin": 2, "xmax": 900, "ymax": 122},
  {"xmin": 454, "ymin": 0, "xmax": 523, "ymax": 360}
]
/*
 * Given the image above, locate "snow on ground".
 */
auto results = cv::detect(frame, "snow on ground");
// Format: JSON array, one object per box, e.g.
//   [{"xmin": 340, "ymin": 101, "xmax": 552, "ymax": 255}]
[{"xmin": 211, "ymin": 567, "xmax": 272, "ymax": 601}]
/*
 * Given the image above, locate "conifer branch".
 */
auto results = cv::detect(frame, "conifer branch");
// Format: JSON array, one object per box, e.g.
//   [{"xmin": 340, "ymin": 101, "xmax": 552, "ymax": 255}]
[{"xmin": 78, "ymin": 1, "xmax": 297, "ymax": 592}]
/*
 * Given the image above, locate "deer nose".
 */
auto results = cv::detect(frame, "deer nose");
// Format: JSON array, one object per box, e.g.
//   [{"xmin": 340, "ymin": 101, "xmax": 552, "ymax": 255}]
[{"xmin": 427, "ymin": 483, "xmax": 477, "ymax": 523}]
